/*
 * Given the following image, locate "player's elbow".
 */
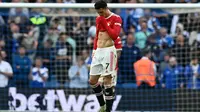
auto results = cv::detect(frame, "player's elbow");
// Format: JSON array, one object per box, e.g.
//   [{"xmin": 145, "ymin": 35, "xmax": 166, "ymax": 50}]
[
  {"xmin": 109, "ymin": 32, "xmax": 119, "ymax": 40},
  {"xmin": 111, "ymin": 35, "xmax": 118, "ymax": 40}
]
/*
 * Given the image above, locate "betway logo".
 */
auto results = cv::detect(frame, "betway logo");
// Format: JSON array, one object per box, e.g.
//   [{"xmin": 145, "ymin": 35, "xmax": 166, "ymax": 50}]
[{"xmin": 8, "ymin": 87, "xmax": 122, "ymax": 111}]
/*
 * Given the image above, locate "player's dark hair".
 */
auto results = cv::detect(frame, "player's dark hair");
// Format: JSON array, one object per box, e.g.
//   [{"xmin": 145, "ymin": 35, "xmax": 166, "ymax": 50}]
[{"xmin": 94, "ymin": 0, "xmax": 107, "ymax": 9}]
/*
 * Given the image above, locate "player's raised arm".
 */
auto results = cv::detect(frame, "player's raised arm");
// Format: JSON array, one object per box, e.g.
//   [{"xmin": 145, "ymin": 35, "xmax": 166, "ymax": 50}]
[{"xmin": 99, "ymin": 16, "xmax": 122, "ymax": 40}]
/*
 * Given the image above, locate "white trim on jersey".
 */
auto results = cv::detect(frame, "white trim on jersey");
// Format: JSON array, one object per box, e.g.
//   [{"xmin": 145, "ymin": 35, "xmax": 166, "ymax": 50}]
[
  {"xmin": 115, "ymin": 23, "xmax": 121, "ymax": 26},
  {"xmin": 106, "ymin": 13, "xmax": 114, "ymax": 19}
]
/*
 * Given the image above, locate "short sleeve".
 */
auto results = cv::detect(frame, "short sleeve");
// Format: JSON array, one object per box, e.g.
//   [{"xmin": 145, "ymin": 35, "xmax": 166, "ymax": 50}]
[{"xmin": 6, "ymin": 63, "xmax": 13, "ymax": 74}]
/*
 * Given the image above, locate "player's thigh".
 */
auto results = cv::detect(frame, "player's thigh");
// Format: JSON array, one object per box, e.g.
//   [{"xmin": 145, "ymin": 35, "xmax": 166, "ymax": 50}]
[
  {"xmin": 89, "ymin": 64, "xmax": 103, "ymax": 85},
  {"xmin": 101, "ymin": 49, "xmax": 117, "ymax": 76}
]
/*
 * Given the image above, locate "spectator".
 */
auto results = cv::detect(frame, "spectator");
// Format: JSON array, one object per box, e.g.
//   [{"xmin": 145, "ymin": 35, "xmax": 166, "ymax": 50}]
[
  {"xmin": 29, "ymin": 57, "xmax": 49, "ymax": 88},
  {"xmin": 136, "ymin": 17, "xmax": 148, "ymax": 32},
  {"xmin": 69, "ymin": 11, "xmax": 87, "ymax": 53},
  {"xmin": 0, "ymin": 39, "xmax": 5, "ymax": 50},
  {"xmin": 159, "ymin": 52, "xmax": 170, "ymax": 74},
  {"xmin": 189, "ymin": 31, "xmax": 198, "ymax": 47},
  {"xmin": 12, "ymin": 46, "xmax": 32, "ymax": 88},
  {"xmin": 8, "ymin": 0, "xmax": 29, "ymax": 26},
  {"xmin": 158, "ymin": 27, "xmax": 174, "ymax": 49},
  {"xmin": 43, "ymin": 26, "xmax": 59, "ymax": 47},
  {"xmin": 65, "ymin": 32, "xmax": 76, "ymax": 64},
  {"xmin": 0, "ymin": 51, "xmax": 13, "ymax": 87},
  {"xmin": 146, "ymin": 28, "xmax": 161, "ymax": 63},
  {"xmin": 81, "ymin": 49, "xmax": 92, "ymax": 67},
  {"xmin": 120, "ymin": 28, "xmax": 128, "ymax": 46},
  {"xmin": 0, "ymin": 50, "xmax": 7, "ymax": 61},
  {"xmin": 186, "ymin": 12, "xmax": 200, "ymax": 33},
  {"xmin": 118, "ymin": 33, "xmax": 141, "ymax": 83},
  {"xmin": 161, "ymin": 57, "xmax": 184, "ymax": 89},
  {"xmin": 146, "ymin": 41, "xmax": 161, "ymax": 63},
  {"xmin": 128, "ymin": 24, "xmax": 136, "ymax": 34},
  {"xmin": 36, "ymin": 39, "xmax": 54, "ymax": 72},
  {"xmin": 68, "ymin": 56, "xmax": 88, "ymax": 88},
  {"xmin": 21, "ymin": 22, "xmax": 39, "ymax": 61},
  {"xmin": 185, "ymin": 57, "xmax": 200, "ymax": 89},
  {"xmin": 171, "ymin": 34, "xmax": 190, "ymax": 67},
  {"xmin": 126, "ymin": 9, "xmax": 138, "ymax": 32},
  {"xmin": 51, "ymin": 17, "xmax": 66, "ymax": 33},
  {"xmin": 135, "ymin": 21, "xmax": 151, "ymax": 49},
  {"xmin": 127, "ymin": 0, "xmax": 144, "ymax": 24},
  {"xmin": 55, "ymin": 32, "xmax": 73, "ymax": 85},
  {"xmin": 4, "ymin": 25, "xmax": 20, "ymax": 63},
  {"xmin": 87, "ymin": 25, "xmax": 96, "ymax": 48},
  {"xmin": 134, "ymin": 48, "xmax": 156, "ymax": 89},
  {"xmin": 171, "ymin": 23, "xmax": 189, "ymax": 39},
  {"xmin": 144, "ymin": 9, "xmax": 161, "ymax": 33},
  {"xmin": 10, "ymin": 22, "xmax": 24, "ymax": 41}
]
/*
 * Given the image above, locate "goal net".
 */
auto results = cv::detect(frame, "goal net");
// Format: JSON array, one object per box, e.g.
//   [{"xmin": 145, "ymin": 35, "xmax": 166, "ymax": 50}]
[{"xmin": 0, "ymin": 3, "xmax": 200, "ymax": 112}]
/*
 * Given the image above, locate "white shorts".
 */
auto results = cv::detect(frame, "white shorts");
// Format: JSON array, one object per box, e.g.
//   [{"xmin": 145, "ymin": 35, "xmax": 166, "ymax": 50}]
[
  {"xmin": 98, "ymin": 70, "xmax": 118, "ymax": 86},
  {"xmin": 90, "ymin": 46, "xmax": 117, "ymax": 76}
]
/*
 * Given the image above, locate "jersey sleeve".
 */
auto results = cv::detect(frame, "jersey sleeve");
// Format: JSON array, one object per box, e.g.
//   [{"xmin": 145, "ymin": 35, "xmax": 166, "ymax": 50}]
[
  {"xmin": 93, "ymin": 36, "xmax": 98, "ymax": 50},
  {"xmin": 100, "ymin": 15, "xmax": 122, "ymax": 40},
  {"xmin": 114, "ymin": 37, "xmax": 122, "ymax": 50}
]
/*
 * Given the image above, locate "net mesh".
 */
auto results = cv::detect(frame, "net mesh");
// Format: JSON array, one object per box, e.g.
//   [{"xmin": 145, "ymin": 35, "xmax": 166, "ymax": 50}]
[{"xmin": 0, "ymin": 7, "xmax": 200, "ymax": 111}]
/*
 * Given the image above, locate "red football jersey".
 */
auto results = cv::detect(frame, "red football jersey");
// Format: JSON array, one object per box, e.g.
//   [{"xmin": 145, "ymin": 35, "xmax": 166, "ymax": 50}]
[
  {"xmin": 115, "ymin": 37, "xmax": 122, "ymax": 71},
  {"xmin": 93, "ymin": 13, "xmax": 122, "ymax": 50}
]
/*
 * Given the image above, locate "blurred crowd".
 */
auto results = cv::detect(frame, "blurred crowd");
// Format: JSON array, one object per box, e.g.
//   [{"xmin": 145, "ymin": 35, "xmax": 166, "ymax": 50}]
[{"xmin": 0, "ymin": 0, "xmax": 200, "ymax": 89}]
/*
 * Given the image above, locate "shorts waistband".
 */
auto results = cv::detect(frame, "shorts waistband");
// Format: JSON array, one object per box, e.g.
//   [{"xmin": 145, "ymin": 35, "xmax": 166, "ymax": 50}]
[{"xmin": 96, "ymin": 46, "xmax": 115, "ymax": 50}]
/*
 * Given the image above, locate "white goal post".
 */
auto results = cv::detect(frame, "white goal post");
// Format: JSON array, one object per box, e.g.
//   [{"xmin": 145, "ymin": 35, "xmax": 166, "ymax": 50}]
[{"xmin": 0, "ymin": 3, "xmax": 199, "ymax": 8}]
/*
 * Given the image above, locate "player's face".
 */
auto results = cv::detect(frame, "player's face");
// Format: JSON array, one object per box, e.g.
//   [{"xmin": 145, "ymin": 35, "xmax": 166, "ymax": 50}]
[{"xmin": 96, "ymin": 8, "xmax": 106, "ymax": 16}]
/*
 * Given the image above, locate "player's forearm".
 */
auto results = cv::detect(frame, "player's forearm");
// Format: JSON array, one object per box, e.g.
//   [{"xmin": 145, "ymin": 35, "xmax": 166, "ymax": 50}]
[
  {"xmin": 100, "ymin": 17, "xmax": 120, "ymax": 40},
  {"xmin": 106, "ymin": 26, "xmax": 120, "ymax": 40}
]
